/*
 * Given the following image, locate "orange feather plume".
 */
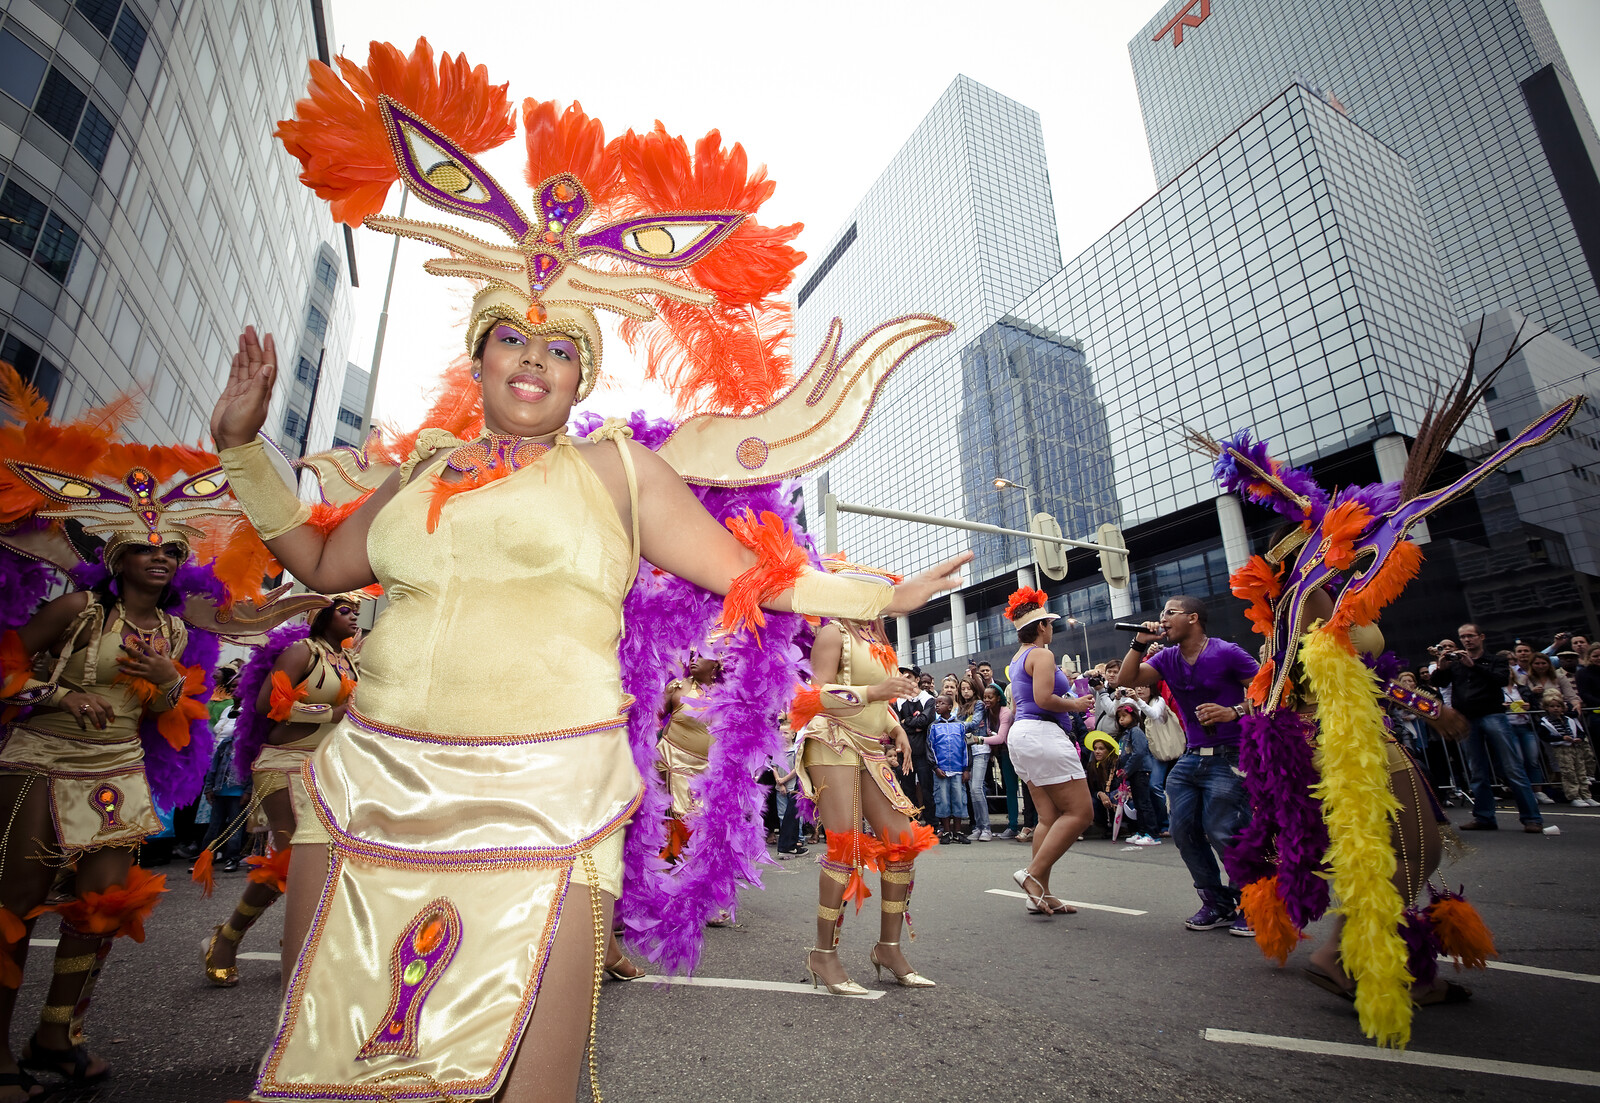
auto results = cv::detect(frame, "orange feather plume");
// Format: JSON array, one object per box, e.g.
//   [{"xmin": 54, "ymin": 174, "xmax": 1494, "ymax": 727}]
[
  {"xmin": 1240, "ymin": 877, "xmax": 1303, "ymax": 966},
  {"xmin": 1005, "ymin": 587, "xmax": 1049, "ymax": 622},
  {"xmin": 29, "ymin": 866, "xmax": 166, "ymax": 942},
  {"xmin": 879, "ymin": 823, "xmax": 939, "ymax": 866},
  {"xmin": 1426, "ymin": 892, "xmax": 1497, "ymax": 970},
  {"xmin": 0, "ymin": 364, "xmax": 119, "ymax": 524},
  {"xmin": 617, "ymin": 296, "xmax": 794, "ymax": 416},
  {"xmin": 190, "ymin": 514, "xmax": 279, "ymax": 605},
  {"xmin": 720, "ymin": 510, "xmax": 808, "ymax": 641},
  {"xmin": 788, "ymin": 684, "xmax": 823, "ymax": 733},
  {"xmin": 1319, "ymin": 501, "xmax": 1373, "ymax": 571},
  {"xmin": 521, "ymin": 99, "xmax": 622, "ymax": 210},
  {"xmin": 268, "ymin": 669, "xmax": 309, "ymax": 722},
  {"xmin": 190, "ymin": 846, "xmax": 216, "ymax": 897},
  {"xmin": 369, "ymin": 358, "xmax": 482, "ymax": 468},
  {"xmin": 246, "ymin": 846, "xmax": 293, "ymax": 894},
  {"xmin": 658, "ymin": 817, "xmax": 691, "ymax": 862},
  {"xmin": 1231, "ymin": 556, "xmax": 1283, "ymax": 638},
  {"xmin": 869, "ymin": 639, "xmax": 899, "ymax": 673},
  {"xmin": 1248, "ymin": 659, "xmax": 1275, "ymax": 708},
  {"xmin": 1330, "ymin": 540, "xmax": 1424, "ymax": 637},
  {"xmin": 0, "ymin": 906, "xmax": 24, "ymax": 988},
  {"xmin": 0, "ymin": 630, "xmax": 31, "ymax": 725},
  {"xmin": 307, "ymin": 494, "xmax": 374, "ymax": 538},
  {"xmin": 824, "ymin": 829, "xmax": 884, "ymax": 912},
  {"xmin": 424, "ymin": 462, "xmax": 511, "ymax": 534},
  {"xmin": 275, "ymin": 38, "xmax": 517, "ymax": 227}
]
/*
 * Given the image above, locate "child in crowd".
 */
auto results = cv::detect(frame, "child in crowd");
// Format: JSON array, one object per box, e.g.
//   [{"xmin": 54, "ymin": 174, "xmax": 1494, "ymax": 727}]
[
  {"xmin": 1084, "ymin": 733, "xmax": 1120, "ymax": 839},
  {"xmin": 928, "ymin": 695, "xmax": 971, "ymax": 843},
  {"xmin": 1115, "ymin": 703, "xmax": 1162, "ymax": 846},
  {"xmin": 1539, "ymin": 690, "xmax": 1595, "ymax": 806}
]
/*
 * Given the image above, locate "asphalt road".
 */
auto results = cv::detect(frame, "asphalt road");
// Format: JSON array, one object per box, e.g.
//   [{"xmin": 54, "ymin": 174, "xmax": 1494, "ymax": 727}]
[{"xmin": 14, "ymin": 806, "xmax": 1599, "ymax": 1103}]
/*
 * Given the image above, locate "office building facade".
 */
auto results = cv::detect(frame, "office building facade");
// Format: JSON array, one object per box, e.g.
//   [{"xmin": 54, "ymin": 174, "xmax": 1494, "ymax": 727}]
[
  {"xmin": 1130, "ymin": 0, "xmax": 1600, "ymax": 362},
  {"xmin": 0, "ymin": 0, "xmax": 353, "ymax": 455}
]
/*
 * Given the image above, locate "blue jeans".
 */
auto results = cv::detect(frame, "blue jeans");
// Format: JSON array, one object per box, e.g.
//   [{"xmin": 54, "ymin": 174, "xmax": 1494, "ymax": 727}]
[
  {"xmin": 1508, "ymin": 720, "xmax": 1546, "ymax": 786},
  {"xmin": 933, "ymin": 773, "xmax": 967, "ymax": 819},
  {"xmin": 1149, "ymin": 757, "xmax": 1173, "ymax": 833},
  {"xmin": 1464, "ymin": 712, "xmax": 1542, "ymax": 825},
  {"xmin": 994, "ymin": 745, "xmax": 1021, "ymax": 831},
  {"xmin": 966, "ymin": 750, "xmax": 991, "ymax": 833},
  {"xmin": 1165, "ymin": 747, "xmax": 1251, "ymax": 903}
]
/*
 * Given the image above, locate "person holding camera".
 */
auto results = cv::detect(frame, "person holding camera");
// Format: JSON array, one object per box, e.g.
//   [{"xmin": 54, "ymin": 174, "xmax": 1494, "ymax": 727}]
[{"xmin": 1426, "ymin": 624, "xmax": 1546, "ymax": 832}]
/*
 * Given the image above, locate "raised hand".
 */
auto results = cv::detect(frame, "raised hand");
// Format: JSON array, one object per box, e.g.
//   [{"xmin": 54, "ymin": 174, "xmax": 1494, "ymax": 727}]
[
  {"xmin": 886, "ymin": 552, "xmax": 974, "ymax": 617},
  {"xmin": 211, "ymin": 326, "xmax": 278, "ymax": 450}
]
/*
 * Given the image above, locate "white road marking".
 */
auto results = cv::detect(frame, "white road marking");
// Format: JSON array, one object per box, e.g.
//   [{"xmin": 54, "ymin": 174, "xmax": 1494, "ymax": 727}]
[
  {"xmin": 985, "ymin": 888, "xmax": 1147, "ymax": 915},
  {"xmin": 1487, "ymin": 960, "xmax": 1600, "ymax": 984},
  {"xmin": 1204, "ymin": 1028, "xmax": 1600, "ymax": 1087},
  {"xmin": 240, "ymin": 951, "xmax": 280, "ymax": 962},
  {"xmin": 639, "ymin": 974, "xmax": 883, "ymax": 999},
  {"xmin": 29, "ymin": 939, "xmax": 55, "ymax": 948}
]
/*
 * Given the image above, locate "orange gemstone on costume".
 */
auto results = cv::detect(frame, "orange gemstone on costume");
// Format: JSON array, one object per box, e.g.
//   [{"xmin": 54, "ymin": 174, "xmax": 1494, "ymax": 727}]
[
  {"xmin": 526, "ymin": 303, "xmax": 548, "ymax": 324},
  {"xmin": 554, "ymin": 182, "xmax": 574, "ymax": 201},
  {"xmin": 414, "ymin": 917, "xmax": 446, "ymax": 954},
  {"xmin": 542, "ymin": 231, "xmax": 560, "ymax": 244},
  {"xmin": 387, "ymin": 1021, "xmax": 403, "ymax": 1035}
]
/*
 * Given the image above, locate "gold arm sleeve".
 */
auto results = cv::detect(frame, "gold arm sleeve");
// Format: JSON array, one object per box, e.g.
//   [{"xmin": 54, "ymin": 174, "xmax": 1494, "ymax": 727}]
[
  {"xmin": 818, "ymin": 684, "xmax": 868, "ymax": 716},
  {"xmin": 788, "ymin": 568, "xmax": 893, "ymax": 623},
  {"xmin": 219, "ymin": 439, "xmax": 312, "ymax": 540},
  {"xmin": 285, "ymin": 701, "xmax": 335, "ymax": 724}
]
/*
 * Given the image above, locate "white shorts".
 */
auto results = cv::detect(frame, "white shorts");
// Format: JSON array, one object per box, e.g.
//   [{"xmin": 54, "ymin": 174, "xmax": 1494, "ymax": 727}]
[{"xmin": 1008, "ymin": 717, "xmax": 1086, "ymax": 787}]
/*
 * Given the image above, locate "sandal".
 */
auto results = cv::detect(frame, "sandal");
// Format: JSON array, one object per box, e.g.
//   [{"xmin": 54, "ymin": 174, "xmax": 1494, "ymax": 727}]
[
  {"xmin": 603, "ymin": 953, "xmax": 646, "ymax": 982},
  {"xmin": 1303, "ymin": 964, "xmax": 1356, "ymax": 1002},
  {"xmin": 1414, "ymin": 978, "xmax": 1472, "ymax": 1006},
  {"xmin": 0, "ymin": 1070, "xmax": 41, "ymax": 1101},
  {"xmin": 1041, "ymin": 895, "xmax": 1077, "ymax": 915},
  {"xmin": 19, "ymin": 1032, "xmax": 109, "ymax": 1085},
  {"xmin": 1012, "ymin": 869, "xmax": 1054, "ymax": 914}
]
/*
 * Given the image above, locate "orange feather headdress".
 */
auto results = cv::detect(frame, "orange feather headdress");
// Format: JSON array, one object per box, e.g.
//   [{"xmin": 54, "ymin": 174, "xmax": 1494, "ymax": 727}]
[{"xmin": 276, "ymin": 39, "xmax": 805, "ymax": 415}]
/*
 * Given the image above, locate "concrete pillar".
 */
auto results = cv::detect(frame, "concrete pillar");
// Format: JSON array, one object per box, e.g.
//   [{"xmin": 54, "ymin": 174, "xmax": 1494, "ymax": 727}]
[
  {"xmin": 896, "ymin": 616, "xmax": 912, "ymax": 661},
  {"xmin": 950, "ymin": 591, "xmax": 968, "ymax": 659},
  {"xmin": 1216, "ymin": 494, "xmax": 1251, "ymax": 573},
  {"xmin": 1016, "ymin": 568, "xmax": 1034, "ymax": 591},
  {"xmin": 1374, "ymin": 434, "xmax": 1428, "ymax": 543}
]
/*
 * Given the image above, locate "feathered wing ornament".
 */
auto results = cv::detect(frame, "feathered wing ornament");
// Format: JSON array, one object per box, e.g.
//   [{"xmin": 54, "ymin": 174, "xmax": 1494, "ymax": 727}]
[{"xmin": 1201, "ymin": 330, "xmax": 1581, "ymax": 1048}]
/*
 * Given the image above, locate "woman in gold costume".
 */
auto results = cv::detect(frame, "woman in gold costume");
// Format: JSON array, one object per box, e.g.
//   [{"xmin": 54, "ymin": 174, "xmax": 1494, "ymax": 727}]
[
  {"xmin": 201, "ymin": 595, "xmax": 363, "ymax": 988},
  {"xmin": 215, "ymin": 39, "xmax": 964, "ymax": 1103},
  {"xmin": 790, "ymin": 560, "xmax": 938, "ymax": 994},
  {"xmin": 657, "ymin": 654, "xmax": 723, "ymax": 863}
]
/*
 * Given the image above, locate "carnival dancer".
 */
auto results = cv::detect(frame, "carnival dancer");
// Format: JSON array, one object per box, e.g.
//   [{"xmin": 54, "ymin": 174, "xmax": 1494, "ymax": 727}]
[
  {"xmin": 657, "ymin": 653, "xmax": 724, "ymax": 865},
  {"xmin": 1000, "ymin": 589, "xmax": 1093, "ymax": 916},
  {"xmin": 1185, "ymin": 321, "xmax": 1579, "ymax": 1048},
  {"xmin": 0, "ymin": 367, "xmax": 322, "ymax": 1100},
  {"xmin": 789, "ymin": 560, "xmax": 937, "ymax": 993},
  {"xmin": 198, "ymin": 594, "xmax": 363, "ymax": 988},
  {"xmin": 217, "ymin": 39, "xmax": 964, "ymax": 1102}
]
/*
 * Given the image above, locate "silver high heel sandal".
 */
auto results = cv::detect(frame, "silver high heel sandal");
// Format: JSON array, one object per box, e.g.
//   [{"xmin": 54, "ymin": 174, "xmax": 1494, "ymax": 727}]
[
  {"xmin": 806, "ymin": 947, "xmax": 869, "ymax": 996},
  {"xmin": 870, "ymin": 940, "xmax": 936, "ymax": 987}
]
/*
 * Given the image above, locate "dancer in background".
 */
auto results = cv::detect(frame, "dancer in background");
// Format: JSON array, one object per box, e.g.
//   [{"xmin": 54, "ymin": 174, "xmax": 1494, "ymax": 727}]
[
  {"xmin": 199, "ymin": 593, "xmax": 363, "ymax": 988},
  {"xmin": 790, "ymin": 560, "xmax": 938, "ymax": 993},
  {"xmin": 221, "ymin": 39, "xmax": 963, "ymax": 1101}
]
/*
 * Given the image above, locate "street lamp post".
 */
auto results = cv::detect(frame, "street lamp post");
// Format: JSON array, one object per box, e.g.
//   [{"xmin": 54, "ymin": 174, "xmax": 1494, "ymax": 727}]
[
  {"xmin": 1066, "ymin": 616, "xmax": 1091, "ymax": 669},
  {"xmin": 992, "ymin": 477, "xmax": 1039, "ymax": 589}
]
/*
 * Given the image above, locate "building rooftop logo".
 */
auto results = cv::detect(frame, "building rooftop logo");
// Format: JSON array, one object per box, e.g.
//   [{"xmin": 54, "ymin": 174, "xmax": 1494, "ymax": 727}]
[{"xmin": 1154, "ymin": 0, "xmax": 1211, "ymax": 48}]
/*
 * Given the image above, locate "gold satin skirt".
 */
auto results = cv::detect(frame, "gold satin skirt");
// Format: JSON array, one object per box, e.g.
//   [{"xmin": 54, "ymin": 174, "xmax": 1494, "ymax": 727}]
[
  {"xmin": 656, "ymin": 735, "xmax": 710, "ymax": 821},
  {"xmin": 253, "ymin": 707, "xmax": 641, "ymax": 1101},
  {"xmin": 797, "ymin": 719, "xmax": 917, "ymax": 817},
  {"xmin": 0, "ymin": 724, "xmax": 158, "ymax": 856},
  {"xmin": 252, "ymin": 731, "xmax": 325, "ymax": 833}
]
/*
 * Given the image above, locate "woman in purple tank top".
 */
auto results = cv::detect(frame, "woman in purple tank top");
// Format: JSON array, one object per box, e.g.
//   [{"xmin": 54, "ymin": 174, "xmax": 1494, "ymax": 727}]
[{"xmin": 997, "ymin": 588, "xmax": 1093, "ymax": 915}]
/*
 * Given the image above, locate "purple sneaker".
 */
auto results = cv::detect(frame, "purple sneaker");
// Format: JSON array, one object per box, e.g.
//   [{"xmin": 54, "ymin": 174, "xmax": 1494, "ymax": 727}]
[
  {"xmin": 1184, "ymin": 893, "xmax": 1236, "ymax": 931},
  {"xmin": 1228, "ymin": 912, "xmax": 1255, "ymax": 937}
]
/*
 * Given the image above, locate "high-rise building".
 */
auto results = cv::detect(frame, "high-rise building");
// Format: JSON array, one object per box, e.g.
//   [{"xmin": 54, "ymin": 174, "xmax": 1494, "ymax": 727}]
[
  {"xmin": 0, "ymin": 0, "xmax": 354, "ymax": 455},
  {"xmin": 333, "ymin": 361, "xmax": 368, "ymax": 450},
  {"xmin": 793, "ymin": 76, "xmax": 1122, "ymax": 665},
  {"xmin": 1129, "ymin": 0, "xmax": 1600, "ymax": 361}
]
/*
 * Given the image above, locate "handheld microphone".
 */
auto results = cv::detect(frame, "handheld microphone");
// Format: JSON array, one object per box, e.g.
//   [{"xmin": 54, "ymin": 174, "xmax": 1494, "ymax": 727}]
[{"xmin": 1113, "ymin": 622, "xmax": 1159, "ymax": 633}]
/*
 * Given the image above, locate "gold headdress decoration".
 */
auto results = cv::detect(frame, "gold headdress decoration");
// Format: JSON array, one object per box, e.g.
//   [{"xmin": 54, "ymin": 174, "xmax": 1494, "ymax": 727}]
[
  {"xmin": 0, "ymin": 365, "xmax": 328, "ymax": 640},
  {"xmin": 276, "ymin": 38, "xmax": 804, "ymax": 410}
]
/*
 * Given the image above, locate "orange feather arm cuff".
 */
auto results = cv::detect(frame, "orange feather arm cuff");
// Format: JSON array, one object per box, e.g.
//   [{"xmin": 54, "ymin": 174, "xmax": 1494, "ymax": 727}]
[
  {"xmin": 720, "ymin": 510, "xmax": 808, "ymax": 641},
  {"xmin": 268, "ymin": 669, "xmax": 309, "ymax": 722}
]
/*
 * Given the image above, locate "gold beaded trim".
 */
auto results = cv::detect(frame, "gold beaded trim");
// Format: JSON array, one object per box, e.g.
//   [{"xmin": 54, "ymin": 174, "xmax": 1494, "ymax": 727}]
[
  {"xmin": 880, "ymin": 869, "xmax": 912, "ymax": 885},
  {"xmin": 219, "ymin": 923, "xmax": 245, "ymax": 942},
  {"xmin": 818, "ymin": 865, "xmax": 849, "ymax": 885},
  {"xmin": 817, "ymin": 904, "xmax": 842, "ymax": 922},
  {"xmin": 52, "ymin": 953, "xmax": 97, "ymax": 974},
  {"xmin": 582, "ymin": 851, "xmax": 604, "ymax": 1103},
  {"xmin": 880, "ymin": 900, "xmax": 907, "ymax": 914},
  {"xmin": 39, "ymin": 1004, "xmax": 73, "ymax": 1024},
  {"xmin": 237, "ymin": 901, "xmax": 268, "ymax": 917}
]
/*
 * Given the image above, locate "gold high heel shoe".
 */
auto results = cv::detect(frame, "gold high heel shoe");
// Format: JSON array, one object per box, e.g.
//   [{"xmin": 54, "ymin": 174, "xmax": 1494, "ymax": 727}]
[
  {"xmin": 870, "ymin": 941, "xmax": 936, "ymax": 988},
  {"xmin": 203, "ymin": 924, "xmax": 241, "ymax": 988},
  {"xmin": 805, "ymin": 948, "xmax": 868, "ymax": 996},
  {"xmin": 603, "ymin": 952, "xmax": 646, "ymax": 982}
]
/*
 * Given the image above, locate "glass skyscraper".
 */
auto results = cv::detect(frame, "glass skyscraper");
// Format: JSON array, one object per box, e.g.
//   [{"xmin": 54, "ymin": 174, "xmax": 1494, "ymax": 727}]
[
  {"xmin": 0, "ymin": 0, "xmax": 354, "ymax": 453},
  {"xmin": 1130, "ymin": 0, "xmax": 1600, "ymax": 361}
]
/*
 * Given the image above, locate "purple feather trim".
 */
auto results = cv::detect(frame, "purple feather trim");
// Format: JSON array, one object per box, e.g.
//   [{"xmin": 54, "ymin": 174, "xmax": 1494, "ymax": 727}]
[
  {"xmin": 1330, "ymin": 480, "xmax": 1402, "ymax": 518},
  {"xmin": 232, "ymin": 624, "xmax": 313, "ymax": 776},
  {"xmin": 0, "ymin": 523, "xmax": 58, "ymax": 634},
  {"xmin": 140, "ymin": 625, "xmax": 217, "ymax": 808},
  {"xmin": 1400, "ymin": 906, "xmax": 1441, "ymax": 988},
  {"xmin": 1214, "ymin": 430, "xmax": 1330, "ymax": 522},
  {"xmin": 1361, "ymin": 650, "xmax": 1406, "ymax": 681},
  {"xmin": 1224, "ymin": 708, "xmax": 1330, "ymax": 927},
  {"xmin": 604, "ymin": 410, "xmax": 812, "ymax": 974}
]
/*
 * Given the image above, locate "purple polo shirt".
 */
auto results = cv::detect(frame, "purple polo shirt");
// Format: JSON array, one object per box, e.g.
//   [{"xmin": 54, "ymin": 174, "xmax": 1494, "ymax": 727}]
[{"xmin": 1147, "ymin": 638, "xmax": 1258, "ymax": 749}]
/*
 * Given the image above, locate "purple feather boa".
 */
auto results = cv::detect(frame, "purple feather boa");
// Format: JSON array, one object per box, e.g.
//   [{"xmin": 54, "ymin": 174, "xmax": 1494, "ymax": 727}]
[
  {"xmin": 575, "ymin": 410, "xmax": 811, "ymax": 974},
  {"xmin": 0, "ymin": 524, "xmax": 56, "ymax": 634},
  {"xmin": 1224, "ymin": 708, "xmax": 1330, "ymax": 927},
  {"xmin": 1215, "ymin": 431, "xmax": 1329, "ymax": 522},
  {"xmin": 232, "ymin": 624, "xmax": 313, "ymax": 776}
]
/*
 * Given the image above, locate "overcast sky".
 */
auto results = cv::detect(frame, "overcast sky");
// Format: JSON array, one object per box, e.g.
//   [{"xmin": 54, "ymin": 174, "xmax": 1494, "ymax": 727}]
[{"xmin": 323, "ymin": 0, "xmax": 1600, "ymax": 429}]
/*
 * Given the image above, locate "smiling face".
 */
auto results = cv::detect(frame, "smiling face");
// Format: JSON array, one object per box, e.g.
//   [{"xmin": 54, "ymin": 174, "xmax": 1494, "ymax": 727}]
[
  {"xmin": 475, "ymin": 324, "xmax": 584, "ymax": 438},
  {"xmin": 115, "ymin": 542, "xmax": 183, "ymax": 591}
]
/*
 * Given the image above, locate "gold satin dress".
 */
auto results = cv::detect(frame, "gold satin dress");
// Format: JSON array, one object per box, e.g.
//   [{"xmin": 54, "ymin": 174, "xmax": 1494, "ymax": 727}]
[
  {"xmin": 255, "ymin": 433, "xmax": 643, "ymax": 1101},
  {"xmin": 657, "ymin": 680, "xmax": 713, "ymax": 820},
  {"xmin": 0, "ymin": 599, "xmax": 171, "ymax": 856},
  {"xmin": 796, "ymin": 621, "xmax": 917, "ymax": 816},
  {"xmin": 253, "ymin": 636, "xmax": 356, "ymax": 831}
]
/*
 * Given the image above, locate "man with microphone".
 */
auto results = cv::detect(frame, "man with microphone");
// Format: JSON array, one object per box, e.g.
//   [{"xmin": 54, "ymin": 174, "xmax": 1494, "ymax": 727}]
[{"xmin": 1112, "ymin": 597, "xmax": 1258, "ymax": 935}]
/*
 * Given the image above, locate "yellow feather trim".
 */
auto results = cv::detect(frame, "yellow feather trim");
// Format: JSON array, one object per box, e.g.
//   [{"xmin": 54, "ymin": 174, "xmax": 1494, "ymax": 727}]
[{"xmin": 1302, "ymin": 627, "xmax": 1413, "ymax": 1048}]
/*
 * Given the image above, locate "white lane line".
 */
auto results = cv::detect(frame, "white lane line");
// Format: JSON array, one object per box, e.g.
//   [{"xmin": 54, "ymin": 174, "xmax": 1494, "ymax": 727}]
[
  {"xmin": 1204, "ymin": 1028, "xmax": 1600, "ymax": 1087},
  {"xmin": 1487, "ymin": 961, "xmax": 1600, "ymax": 984},
  {"xmin": 29, "ymin": 939, "xmax": 55, "ymax": 948},
  {"xmin": 985, "ymin": 888, "xmax": 1147, "ymax": 916},
  {"xmin": 240, "ymin": 951, "xmax": 280, "ymax": 962},
  {"xmin": 639, "ymin": 974, "xmax": 883, "ymax": 1000}
]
